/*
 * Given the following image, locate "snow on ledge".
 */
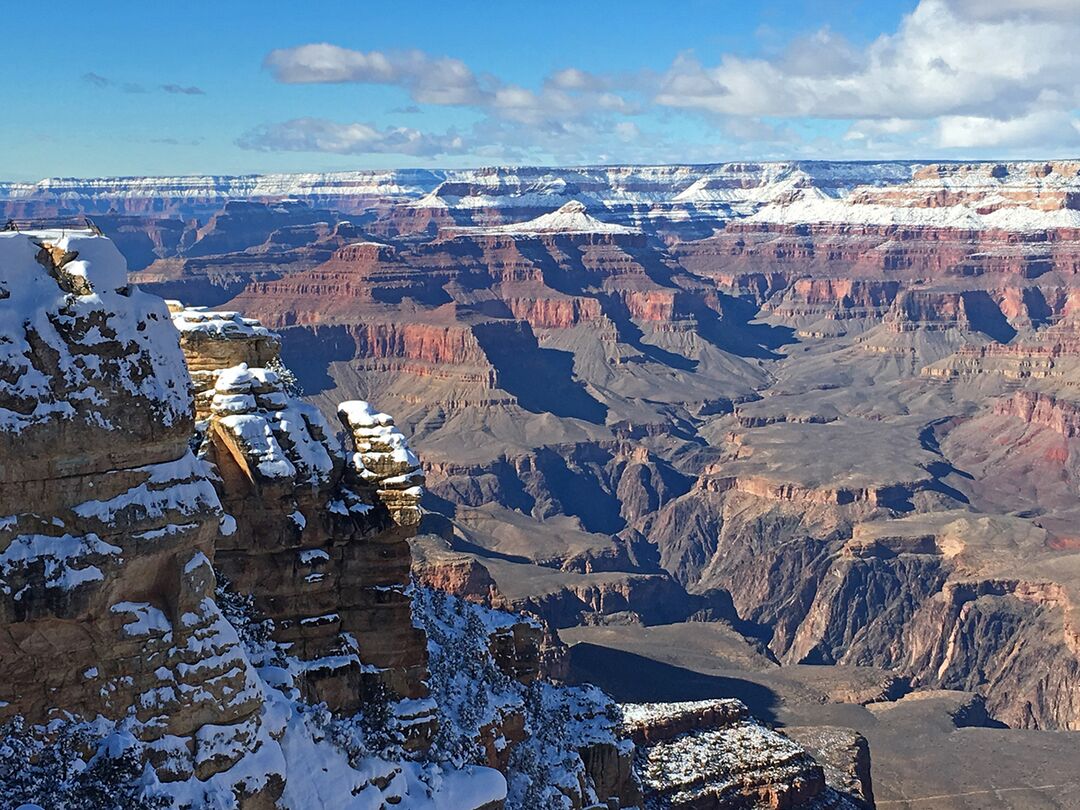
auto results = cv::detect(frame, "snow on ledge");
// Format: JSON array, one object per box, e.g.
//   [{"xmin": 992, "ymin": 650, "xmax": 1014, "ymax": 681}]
[
  {"xmin": 0, "ymin": 230, "xmax": 192, "ymax": 432},
  {"xmin": 747, "ymin": 186, "xmax": 1080, "ymax": 232},
  {"xmin": 171, "ymin": 305, "xmax": 278, "ymax": 340}
]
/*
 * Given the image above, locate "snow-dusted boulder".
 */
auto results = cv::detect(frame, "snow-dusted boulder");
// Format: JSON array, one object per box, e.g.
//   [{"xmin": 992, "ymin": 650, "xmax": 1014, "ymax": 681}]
[{"xmin": 1, "ymin": 231, "xmax": 192, "ymax": 482}]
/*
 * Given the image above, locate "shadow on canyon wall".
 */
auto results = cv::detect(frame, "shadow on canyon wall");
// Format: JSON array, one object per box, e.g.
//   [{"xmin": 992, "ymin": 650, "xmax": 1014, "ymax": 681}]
[
  {"xmin": 473, "ymin": 324, "xmax": 609, "ymax": 424},
  {"xmin": 280, "ymin": 325, "xmax": 359, "ymax": 395}
]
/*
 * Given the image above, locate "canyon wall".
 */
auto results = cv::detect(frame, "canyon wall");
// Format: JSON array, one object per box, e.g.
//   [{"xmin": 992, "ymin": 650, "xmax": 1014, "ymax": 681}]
[{"xmin": 130, "ymin": 162, "xmax": 1080, "ymax": 736}]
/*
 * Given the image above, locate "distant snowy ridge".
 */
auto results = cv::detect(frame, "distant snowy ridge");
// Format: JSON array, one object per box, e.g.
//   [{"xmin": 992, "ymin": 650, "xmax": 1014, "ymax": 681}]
[
  {"xmin": 0, "ymin": 161, "xmax": 920, "ymax": 206},
  {"xmin": 0, "ymin": 169, "xmax": 448, "ymax": 203},
  {"xmin": 6, "ymin": 160, "xmax": 1080, "ymax": 233}
]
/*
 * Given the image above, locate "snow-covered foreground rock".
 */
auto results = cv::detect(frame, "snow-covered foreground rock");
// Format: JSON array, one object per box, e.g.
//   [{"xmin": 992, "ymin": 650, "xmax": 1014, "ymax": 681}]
[
  {"xmin": 0, "ymin": 229, "xmax": 637, "ymax": 808},
  {"xmin": 623, "ymin": 700, "xmax": 871, "ymax": 809}
]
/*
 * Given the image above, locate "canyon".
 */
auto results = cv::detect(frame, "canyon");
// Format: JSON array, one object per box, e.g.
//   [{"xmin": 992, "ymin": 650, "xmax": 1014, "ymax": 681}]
[
  {"xmin": 5, "ymin": 159, "xmax": 1080, "ymax": 807},
  {"xmin": 0, "ymin": 226, "xmax": 864, "ymax": 809}
]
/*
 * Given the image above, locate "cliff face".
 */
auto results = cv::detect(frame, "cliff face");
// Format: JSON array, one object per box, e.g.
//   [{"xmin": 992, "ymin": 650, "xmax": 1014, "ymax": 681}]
[
  {"xmin": 173, "ymin": 305, "xmax": 431, "ymax": 723},
  {"xmin": 0, "ymin": 230, "xmax": 643, "ymax": 809},
  {"xmin": 17, "ymin": 160, "xmax": 1080, "ymax": 803},
  {"xmin": 0, "ymin": 230, "xmax": 280, "ymax": 799}
]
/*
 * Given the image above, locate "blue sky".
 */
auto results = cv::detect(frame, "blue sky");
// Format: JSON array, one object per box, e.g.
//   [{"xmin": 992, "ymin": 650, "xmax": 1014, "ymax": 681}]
[{"xmin": 3, "ymin": 0, "xmax": 1078, "ymax": 180}]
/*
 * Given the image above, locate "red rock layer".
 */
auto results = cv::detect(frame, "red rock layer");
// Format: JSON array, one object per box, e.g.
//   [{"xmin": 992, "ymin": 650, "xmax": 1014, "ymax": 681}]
[
  {"xmin": 994, "ymin": 390, "xmax": 1080, "ymax": 438},
  {"xmin": 679, "ymin": 223, "xmax": 1080, "ymax": 282}
]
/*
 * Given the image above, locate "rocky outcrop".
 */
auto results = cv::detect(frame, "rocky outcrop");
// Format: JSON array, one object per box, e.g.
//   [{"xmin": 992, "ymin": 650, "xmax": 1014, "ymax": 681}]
[
  {"xmin": 623, "ymin": 700, "xmax": 865, "ymax": 808},
  {"xmin": 412, "ymin": 587, "xmax": 640, "ymax": 810},
  {"xmin": 748, "ymin": 513, "xmax": 1080, "ymax": 730},
  {"xmin": 623, "ymin": 699, "xmax": 751, "ymax": 746},
  {"xmin": 0, "ymin": 230, "xmax": 279, "ymax": 802},
  {"xmin": 338, "ymin": 400, "xmax": 425, "ymax": 526},
  {"xmin": 410, "ymin": 534, "xmax": 502, "ymax": 604},
  {"xmin": 172, "ymin": 305, "xmax": 432, "ymax": 729},
  {"xmin": 171, "ymin": 304, "xmax": 281, "ymax": 372},
  {"xmin": 899, "ymin": 576, "xmax": 1080, "ymax": 730}
]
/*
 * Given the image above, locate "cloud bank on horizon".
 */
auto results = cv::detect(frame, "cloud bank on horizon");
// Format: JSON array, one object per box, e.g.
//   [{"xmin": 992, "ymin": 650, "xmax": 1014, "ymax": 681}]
[{"xmin": 235, "ymin": 0, "xmax": 1080, "ymax": 165}]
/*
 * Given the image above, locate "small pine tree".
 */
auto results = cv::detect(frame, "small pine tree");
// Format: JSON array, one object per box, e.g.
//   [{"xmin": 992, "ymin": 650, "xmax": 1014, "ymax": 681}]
[
  {"xmin": 266, "ymin": 356, "xmax": 303, "ymax": 398},
  {"xmin": 358, "ymin": 679, "xmax": 398, "ymax": 755}
]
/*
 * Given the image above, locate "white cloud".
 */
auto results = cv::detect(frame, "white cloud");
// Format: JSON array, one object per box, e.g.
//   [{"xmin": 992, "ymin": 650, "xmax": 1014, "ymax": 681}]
[
  {"xmin": 546, "ymin": 68, "xmax": 610, "ymax": 92},
  {"xmin": 253, "ymin": 0, "xmax": 1080, "ymax": 160},
  {"xmin": 263, "ymin": 43, "xmax": 633, "ymax": 126},
  {"xmin": 935, "ymin": 111, "xmax": 1080, "ymax": 149},
  {"xmin": 655, "ymin": 0, "xmax": 1080, "ymax": 135},
  {"xmin": 849, "ymin": 118, "xmax": 924, "ymax": 138},
  {"xmin": 259, "ymin": 44, "xmax": 638, "ymax": 158},
  {"xmin": 947, "ymin": 0, "xmax": 1080, "ymax": 22},
  {"xmin": 776, "ymin": 29, "xmax": 863, "ymax": 79},
  {"xmin": 264, "ymin": 44, "xmax": 488, "ymax": 105},
  {"xmin": 236, "ymin": 118, "xmax": 466, "ymax": 156}
]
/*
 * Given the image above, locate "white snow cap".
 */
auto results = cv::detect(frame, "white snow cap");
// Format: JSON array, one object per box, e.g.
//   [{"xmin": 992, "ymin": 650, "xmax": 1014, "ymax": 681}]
[
  {"xmin": 338, "ymin": 400, "xmax": 394, "ymax": 428},
  {"xmin": 171, "ymin": 305, "xmax": 276, "ymax": 339},
  {"xmin": 0, "ymin": 230, "xmax": 191, "ymax": 433},
  {"xmin": 463, "ymin": 199, "xmax": 639, "ymax": 236},
  {"xmin": 215, "ymin": 363, "xmax": 256, "ymax": 393}
]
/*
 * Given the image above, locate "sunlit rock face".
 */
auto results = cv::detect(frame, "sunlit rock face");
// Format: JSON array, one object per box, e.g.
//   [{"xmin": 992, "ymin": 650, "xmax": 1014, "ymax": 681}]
[{"xmin": 171, "ymin": 304, "xmax": 432, "ymax": 725}]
